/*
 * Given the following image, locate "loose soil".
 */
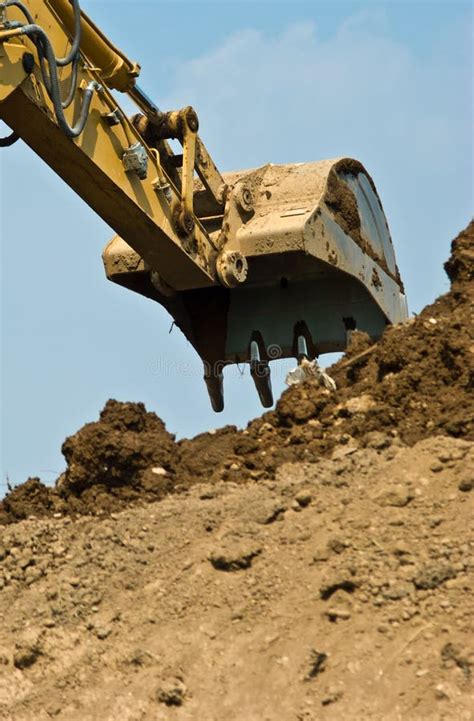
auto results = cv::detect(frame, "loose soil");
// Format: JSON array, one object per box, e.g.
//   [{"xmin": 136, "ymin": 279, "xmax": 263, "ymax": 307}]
[{"xmin": 0, "ymin": 222, "xmax": 472, "ymax": 720}]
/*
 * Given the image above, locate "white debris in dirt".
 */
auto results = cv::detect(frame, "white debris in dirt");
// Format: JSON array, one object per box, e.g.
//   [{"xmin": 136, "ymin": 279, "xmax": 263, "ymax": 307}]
[
  {"xmin": 285, "ymin": 358, "xmax": 337, "ymax": 391},
  {"xmin": 151, "ymin": 467, "xmax": 167, "ymax": 476}
]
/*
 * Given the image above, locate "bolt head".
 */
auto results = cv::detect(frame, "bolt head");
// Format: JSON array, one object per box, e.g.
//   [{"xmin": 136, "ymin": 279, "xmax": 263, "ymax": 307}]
[{"xmin": 236, "ymin": 184, "xmax": 254, "ymax": 213}]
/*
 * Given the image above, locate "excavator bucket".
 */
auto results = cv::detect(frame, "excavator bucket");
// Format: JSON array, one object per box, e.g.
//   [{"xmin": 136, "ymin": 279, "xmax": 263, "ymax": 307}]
[
  {"xmin": 0, "ymin": 1, "xmax": 407, "ymax": 413},
  {"xmin": 103, "ymin": 157, "xmax": 408, "ymax": 411}
]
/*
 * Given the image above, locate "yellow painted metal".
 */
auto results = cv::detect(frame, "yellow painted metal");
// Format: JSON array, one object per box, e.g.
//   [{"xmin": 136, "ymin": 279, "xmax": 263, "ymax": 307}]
[
  {"xmin": 181, "ymin": 125, "xmax": 197, "ymax": 217},
  {"xmin": 0, "ymin": 40, "xmax": 27, "ymax": 101},
  {"xmin": 46, "ymin": 0, "xmax": 140, "ymax": 91},
  {"xmin": 0, "ymin": 0, "xmax": 218, "ymax": 290}
]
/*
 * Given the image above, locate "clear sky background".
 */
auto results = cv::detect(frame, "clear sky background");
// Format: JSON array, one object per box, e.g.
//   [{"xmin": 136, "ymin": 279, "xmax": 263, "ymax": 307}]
[{"xmin": 1, "ymin": 0, "xmax": 472, "ymax": 491}]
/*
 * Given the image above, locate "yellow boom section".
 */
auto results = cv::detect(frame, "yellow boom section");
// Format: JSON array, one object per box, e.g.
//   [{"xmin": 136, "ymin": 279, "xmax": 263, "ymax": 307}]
[{"xmin": 0, "ymin": 0, "xmax": 225, "ymax": 290}]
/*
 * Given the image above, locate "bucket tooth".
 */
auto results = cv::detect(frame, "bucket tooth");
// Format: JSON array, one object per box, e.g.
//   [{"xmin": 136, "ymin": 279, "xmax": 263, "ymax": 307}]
[
  {"xmin": 297, "ymin": 335, "xmax": 309, "ymax": 361},
  {"xmin": 204, "ymin": 367, "xmax": 224, "ymax": 412},
  {"xmin": 250, "ymin": 340, "xmax": 273, "ymax": 408}
]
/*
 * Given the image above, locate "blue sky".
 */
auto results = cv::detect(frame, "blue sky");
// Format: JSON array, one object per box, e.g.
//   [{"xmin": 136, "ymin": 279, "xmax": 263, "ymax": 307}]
[{"xmin": 1, "ymin": 0, "xmax": 472, "ymax": 490}]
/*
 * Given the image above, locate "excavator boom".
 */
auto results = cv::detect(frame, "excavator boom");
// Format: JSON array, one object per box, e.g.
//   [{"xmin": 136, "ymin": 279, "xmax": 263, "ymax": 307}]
[{"xmin": 0, "ymin": 0, "xmax": 408, "ymax": 410}]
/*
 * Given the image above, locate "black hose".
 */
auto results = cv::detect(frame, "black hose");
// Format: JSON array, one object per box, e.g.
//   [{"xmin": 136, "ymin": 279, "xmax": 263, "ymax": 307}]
[
  {"xmin": 0, "ymin": 0, "xmax": 81, "ymax": 66},
  {"xmin": 0, "ymin": 130, "xmax": 19, "ymax": 147},
  {"xmin": 0, "ymin": 2, "xmax": 93, "ymax": 138},
  {"xmin": 0, "ymin": 1, "xmax": 35, "ymax": 25},
  {"xmin": 1, "ymin": 0, "xmax": 83, "ymax": 110},
  {"xmin": 19, "ymin": 23, "xmax": 96, "ymax": 138},
  {"xmin": 61, "ymin": 54, "xmax": 80, "ymax": 109},
  {"xmin": 55, "ymin": 0, "xmax": 81, "ymax": 67}
]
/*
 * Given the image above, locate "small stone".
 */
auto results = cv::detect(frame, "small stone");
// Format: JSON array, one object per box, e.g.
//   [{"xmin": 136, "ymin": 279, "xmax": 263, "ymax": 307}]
[
  {"xmin": 94, "ymin": 625, "xmax": 112, "ymax": 640},
  {"xmin": 341, "ymin": 394, "xmax": 377, "ymax": 415},
  {"xmin": 325, "ymin": 607, "xmax": 351, "ymax": 621},
  {"xmin": 313, "ymin": 546, "xmax": 330, "ymax": 563},
  {"xmin": 25, "ymin": 567, "xmax": 43, "ymax": 585},
  {"xmin": 375, "ymin": 484, "xmax": 413, "ymax": 508},
  {"xmin": 320, "ymin": 572, "xmax": 358, "ymax": 600},
  {"xmin": 383, "ymin": 584, "xmax": 409, "ymax": 600},
  {"xmin": 391, "ymin": 540, "xmax": 411, "ymax": 557},
  {"xmin": 151, "ymin": 467, "xmax": 167, "ymax": 476},
  {"xmin": 13, "ymin": 635, "xmax": 42, "ymax": 670},
  {"xmin": 434, "ymin": 683, "xmax": 451, "ymax": 701},
  {"xmin": 295, "ymin": 490, "xmax": 312, "ymax": 508},
  {"xmin": 327, "ymin": 538, "xmax": 348, "ymax": 554},
  {"xmin": 321, "ymin": 688, "xmax": 343, "ymax": 706},
  {"xmin": 209, "ymin": 540, "xmax": 262, "ymax": 572},
  {"xmin": 253, "ymin": 500, "xmax": 286, "ymax": 524},
  {"xmin": 306, "ymin": 649, "xmax": 328, "ymax": 680},
  {"xmin": 18, "ymin": 554, "xmax": 35, "ymax": 570},
  {"xmin": 365, "ymin": 431, "xmax": 391, "ymax": 450},
  {"xmin": 458, "ymin": 476, "xmax": 473, "ymax": 492},
  {"xmin": 430, "ymin": 462, "xmax": 444, "ymax": 473},
  {"xmin": 414, "ymin": 562, "xmax": 456, "ymax": 590},
  {"xmin": 156, "ymin": 678, "xmax": 186, "ymax": 706},
  {"xmin": 198, "ymin": 485, "xmax": 218, "ymax": 500},
  {"xmin": 46, "ymin": 705, "xmax": 62, "ymax": 717}
]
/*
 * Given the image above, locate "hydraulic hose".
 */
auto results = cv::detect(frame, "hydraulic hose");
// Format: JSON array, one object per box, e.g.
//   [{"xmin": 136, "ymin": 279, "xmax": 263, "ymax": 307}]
[
  {"xmin": 0, "ymin": 130, "xmax": 19, "ymax": 146},
  {"xmin": 0, "ymin": 0, "xmax": 81, "ymax": 66},
  {"xmin": 0, "ymin": 1, "xmax": 83, "ymax": 110},
  {"xmin": 0, "ymin": 1, "xmax": 34, "ymax": 25},
  {"xmin": 17, "ymin": 22, "xmax": 97, "ymax": 137},
  {"xmin": 54, "ymin": 0, "xmax": 81, "ymax": 67},
  {"xmin": 60, "ymin": 54, "xmax": 79, "ymax": 108}
]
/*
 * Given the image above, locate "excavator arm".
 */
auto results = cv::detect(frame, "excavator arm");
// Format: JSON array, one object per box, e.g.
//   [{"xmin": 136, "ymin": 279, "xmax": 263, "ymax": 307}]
[
  {"xmin": 0, "ymin": 0, "xmax": 408, "ymax": 411},
  {"xmin": 0, "ymin": 0, "xmax": 231, "ymax": 290}
]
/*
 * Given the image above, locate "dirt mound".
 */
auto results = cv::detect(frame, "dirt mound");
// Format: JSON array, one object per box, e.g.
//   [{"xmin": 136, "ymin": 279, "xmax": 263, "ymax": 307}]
[
  {"xmin": 0, "ymin": 222, "xmax": 473, "ymax": 721},
  {"xmin": 0, "ymin": 434, "xmax": 472, "ymax": 721},
  {"xmin": 1, "ymin": 221, "xmax": 473, "ymax": 524}
]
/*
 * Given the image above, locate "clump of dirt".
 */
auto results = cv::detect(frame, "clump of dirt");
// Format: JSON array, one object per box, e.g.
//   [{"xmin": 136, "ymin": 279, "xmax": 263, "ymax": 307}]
[
  {"xmin": 0, "ymin": 479, "xmax": 57, "ymax": 525},
  {"xmin": 56, "ymin": 399, "xmax": 177, "ymax": 509},
  {"xmin": 444, "ymin": 220, "xmax": 474, "ymax": 289},
  {"xmin": 325, "ymin": 165, "xmax": 368, "ymax": 260},
  {"xmin": 325, "ymin": 159, "xmax": 403, "ymax": 286},
  {"xmin": 1, "ymin": 222, "xmax": 473, "ymax": 523}
]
